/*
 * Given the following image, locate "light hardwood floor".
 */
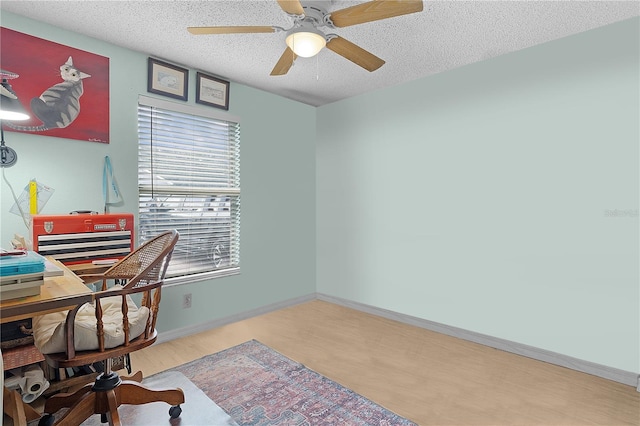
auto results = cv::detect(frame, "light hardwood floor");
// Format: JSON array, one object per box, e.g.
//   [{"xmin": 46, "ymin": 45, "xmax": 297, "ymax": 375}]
[{"xmin": 131, "ymin": 300, "xmax": 639, "ymax": 425}]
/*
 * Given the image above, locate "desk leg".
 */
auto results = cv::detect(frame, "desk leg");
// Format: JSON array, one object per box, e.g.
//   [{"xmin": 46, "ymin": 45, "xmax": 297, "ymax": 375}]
[{"xmin": 3, "ymin": 386, "xmax": 41, "ymax": 425}]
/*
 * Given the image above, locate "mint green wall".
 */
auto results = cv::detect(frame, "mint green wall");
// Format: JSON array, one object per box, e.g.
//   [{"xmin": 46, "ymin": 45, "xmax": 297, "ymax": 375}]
[
  {"xmin": 2, "ymin": 11, "xmax": 638, "ymax": 375},
  {"xmin": 317, "ymin": 18, "xmax": 639, "ymax": 374},
  {"xmin": 0, "ymin": 12, "xmax": 316, "ymax": 331}
]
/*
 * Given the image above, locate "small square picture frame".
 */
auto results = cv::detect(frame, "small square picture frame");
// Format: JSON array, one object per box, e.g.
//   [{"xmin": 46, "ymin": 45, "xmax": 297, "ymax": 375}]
[
  {"xmin": 147, "ymin": 58, "xmax": 188, "ymax": 101},
  {"xmin": 196, "ymin": 72, "xmax": 230, "ymax": 110}
]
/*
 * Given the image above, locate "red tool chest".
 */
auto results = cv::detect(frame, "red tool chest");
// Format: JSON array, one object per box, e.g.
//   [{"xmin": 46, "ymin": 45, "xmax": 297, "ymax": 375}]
[{"xmin": 31, "ymin": 213, "xmax": 134, "ymax": 265}]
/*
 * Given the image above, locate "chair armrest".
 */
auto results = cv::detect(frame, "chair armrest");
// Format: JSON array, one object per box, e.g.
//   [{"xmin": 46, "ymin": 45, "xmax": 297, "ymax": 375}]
[{"xmin": 62, "ymin": 304, "xmax": 83, "ymax": 360}]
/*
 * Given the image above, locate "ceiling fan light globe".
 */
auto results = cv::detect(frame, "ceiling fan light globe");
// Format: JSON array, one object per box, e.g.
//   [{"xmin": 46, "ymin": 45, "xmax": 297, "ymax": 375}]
[{"xmin": 286, "ymin": 31, "xmax": 326, "ymax": 58}]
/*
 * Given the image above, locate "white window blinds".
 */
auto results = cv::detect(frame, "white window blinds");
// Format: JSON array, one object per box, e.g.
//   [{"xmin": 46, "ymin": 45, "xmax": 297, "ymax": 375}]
[{"xmin": 138, "ymin": 96, "xmax": 240, "ymax": 280}]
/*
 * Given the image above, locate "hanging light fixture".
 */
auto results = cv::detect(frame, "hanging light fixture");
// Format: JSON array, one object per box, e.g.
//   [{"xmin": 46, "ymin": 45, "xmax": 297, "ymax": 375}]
[
  {"xmin": 1, "ymin": 71, "xmax": 30, "ymax": 168},
  {"xmin": 1, "ymin": 74, "xmax": 30, "ymax": 121},
  {"xmin": 285, "ymin": 27, "xmax": 326, "ymax": 58}
]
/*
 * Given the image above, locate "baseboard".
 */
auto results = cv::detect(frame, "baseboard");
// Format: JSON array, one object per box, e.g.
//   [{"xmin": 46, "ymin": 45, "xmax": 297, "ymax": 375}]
[
  {"xmin": 156, "ymin": 293, "xmax": 317, "ymax": 345},
  {"xmin": 157, "ymin": 292, "xmax": 639, "ymax": 389},
  {"xmin": 316, "ymin": 293, "xmax": 640, "ymax": 389}
]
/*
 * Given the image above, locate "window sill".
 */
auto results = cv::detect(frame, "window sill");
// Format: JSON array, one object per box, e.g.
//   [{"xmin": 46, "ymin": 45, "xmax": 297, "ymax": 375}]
[{"xmin": 164, "ymin": 267, "xmax": 240, "ymax": 287}]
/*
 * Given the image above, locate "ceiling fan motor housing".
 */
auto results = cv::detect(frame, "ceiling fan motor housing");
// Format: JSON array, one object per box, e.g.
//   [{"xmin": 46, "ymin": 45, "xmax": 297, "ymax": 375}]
[{"xmin": 298, "ymin": 3, "xmax": 335, "ymax": 29}]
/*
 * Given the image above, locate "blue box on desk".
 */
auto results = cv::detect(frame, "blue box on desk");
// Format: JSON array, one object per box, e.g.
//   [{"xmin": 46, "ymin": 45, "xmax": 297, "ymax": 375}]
[
  {"xmin": 0, "ymin": 251, "xmax": 46, "ymax": 277},
  {"xmin": 0, "ymin": 252, "xmax": 46, "ymax": 300}
]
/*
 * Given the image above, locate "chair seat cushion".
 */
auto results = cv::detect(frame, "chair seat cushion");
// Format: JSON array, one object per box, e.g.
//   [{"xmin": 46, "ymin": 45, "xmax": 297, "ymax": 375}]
[{"xmin": 33, "ymin": 286, "xmax": 150, "ymax": 355}]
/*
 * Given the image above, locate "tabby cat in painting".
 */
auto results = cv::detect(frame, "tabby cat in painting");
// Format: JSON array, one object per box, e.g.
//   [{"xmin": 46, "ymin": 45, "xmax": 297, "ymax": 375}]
[{"xmin": 7, "ymin": 56, "xmax": 90, "ymax": 132}]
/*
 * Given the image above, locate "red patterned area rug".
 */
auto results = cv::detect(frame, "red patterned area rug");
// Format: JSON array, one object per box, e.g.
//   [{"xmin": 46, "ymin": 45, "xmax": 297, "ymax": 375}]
[{"xmin": 172, "ymin": 340, "xmax": 417, "ymax": 426}]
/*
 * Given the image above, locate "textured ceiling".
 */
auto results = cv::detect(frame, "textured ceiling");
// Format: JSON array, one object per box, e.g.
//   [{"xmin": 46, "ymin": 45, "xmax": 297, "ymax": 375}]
[{"xmin": 1, "ymin": 1, "xmax": 638, "ymax": 107}]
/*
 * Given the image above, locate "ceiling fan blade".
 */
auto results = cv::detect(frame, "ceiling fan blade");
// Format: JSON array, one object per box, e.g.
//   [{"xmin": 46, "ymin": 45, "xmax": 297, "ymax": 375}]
[
  {"xmin": 326, "ymin": 36, "xmax": 385, "ymax": 72},
  {"xmin": 188, "ymin": 26, "xmax": 276, "ymax": 35},
  {"xmin": 271, "ymin": 47, "xmax": 298, "ymax": 76},
  {"xmin": 330, "ymin": 0, "xmax": 423, "ymax": 28},
  {"xmin": 277, "ymin": 0, "xmax": 304, "ymax": 16}
]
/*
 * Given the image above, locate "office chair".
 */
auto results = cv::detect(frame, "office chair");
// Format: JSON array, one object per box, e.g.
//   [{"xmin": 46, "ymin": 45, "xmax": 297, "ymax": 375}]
[{"xmin": 32, "ymin": 230, "xmax": 184, "ymax": 426}]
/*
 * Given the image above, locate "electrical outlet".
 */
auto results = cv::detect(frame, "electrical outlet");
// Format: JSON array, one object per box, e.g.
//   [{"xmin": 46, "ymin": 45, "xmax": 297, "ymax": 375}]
[{"xmin": 182, "ymin": 293, "xmax": 192, "ymax": 309}]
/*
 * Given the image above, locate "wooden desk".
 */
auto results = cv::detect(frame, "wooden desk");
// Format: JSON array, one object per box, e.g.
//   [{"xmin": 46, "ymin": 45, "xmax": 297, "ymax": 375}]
[
  {"xmin": 1, "ymin": 260, "xmax": 94, "ymax": 324},
  {"xmin": 1, "ymin": 259, "xmax": 94, "ymax": 425},
  {"xmin": 66, "ymin": 262, "xmax": 112, "ymax": 277}
]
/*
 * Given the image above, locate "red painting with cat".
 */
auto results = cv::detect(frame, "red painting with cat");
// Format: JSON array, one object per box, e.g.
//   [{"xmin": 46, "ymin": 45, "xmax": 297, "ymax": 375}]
[{"xmin": 1, "ymin": 27, "xmax": 109, "ymax": 143}]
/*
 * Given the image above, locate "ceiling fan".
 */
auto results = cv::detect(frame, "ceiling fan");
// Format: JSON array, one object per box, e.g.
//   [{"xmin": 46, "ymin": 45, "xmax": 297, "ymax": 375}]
[{"xmin": 187, "ymin": 0, "xmax": 424, "ymax": 76}]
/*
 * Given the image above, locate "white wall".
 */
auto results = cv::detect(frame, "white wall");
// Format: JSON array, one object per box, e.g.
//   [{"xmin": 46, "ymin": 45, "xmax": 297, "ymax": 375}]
[
  {"xmin": 0, "ymin": 12, "xmax": 317, "ymax": 333},
  {"xmin": 316, "ymin": 18, "xmax": 639, "ymax": 374}
]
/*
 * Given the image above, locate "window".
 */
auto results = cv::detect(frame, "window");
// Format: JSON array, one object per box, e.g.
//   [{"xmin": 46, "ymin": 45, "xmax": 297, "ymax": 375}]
[{"xmin": 138, "ymin": 95, "xmax": 240, "ymax": 281}]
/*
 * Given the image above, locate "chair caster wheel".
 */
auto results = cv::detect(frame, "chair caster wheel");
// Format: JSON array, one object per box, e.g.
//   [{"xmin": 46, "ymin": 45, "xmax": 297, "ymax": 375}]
[
  {"xmin": 169, "ymin": 404, "xmax": 182, "ymax": 418},
  {"xmin": 38, "ymin": 414, "xmax": 55, "ymax": 426}
]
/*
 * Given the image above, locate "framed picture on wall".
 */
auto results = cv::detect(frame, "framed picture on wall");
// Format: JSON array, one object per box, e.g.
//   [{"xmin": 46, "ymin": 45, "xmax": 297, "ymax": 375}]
[
  {"xmin": 195, "ymin": 72, "xmax": 229, "ymax": 110},
  {"xmin": 147, "ymin": 58, "xmax": 188, "ymax": 101}
]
